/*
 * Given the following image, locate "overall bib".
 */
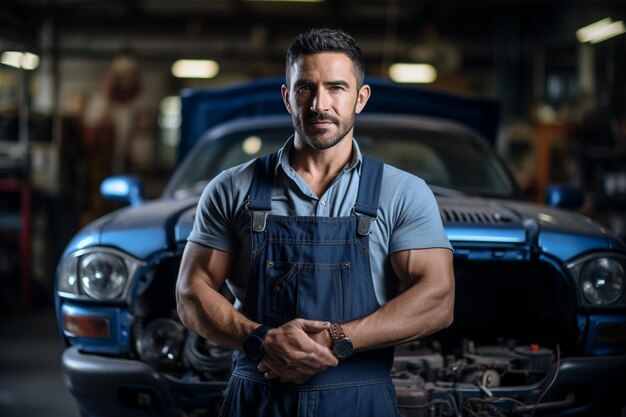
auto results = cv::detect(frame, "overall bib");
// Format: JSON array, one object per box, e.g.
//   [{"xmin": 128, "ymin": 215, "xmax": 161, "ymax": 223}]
[{"xmin": 219, "ymin": 153, "xmax": 400, "ymax": 417}]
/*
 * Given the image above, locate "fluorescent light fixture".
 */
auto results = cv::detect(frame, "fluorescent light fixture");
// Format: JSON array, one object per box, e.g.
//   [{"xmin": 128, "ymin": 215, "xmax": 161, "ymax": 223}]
[
  {"xmin": 246, "ymin": 0, "xmax": 323, "ymax": 2},
  {"xmin": 389, "ymin": 63, "xmax": 437, "ymax": 84},
  {"xmin": 1, "ymin": 51, "xmax": 40, "ymax": 70},
  {"xmin": 577, "ymin": 18, "xmax": 625, "ymax": 43},
  {"xmin": 1, "ymin": 51, "xmax": 21, "ymax": 68},
  {"xmin": 21, "ymin": 53, "xmax": 40, "ymax": 70},
  {"xmin": 171, "ymin": 59, "xmax": 219, "ymax": 79}
]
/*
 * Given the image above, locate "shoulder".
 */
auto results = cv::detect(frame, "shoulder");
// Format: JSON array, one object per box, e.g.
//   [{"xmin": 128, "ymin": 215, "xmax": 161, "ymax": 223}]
[
  {"xmin": 375, "ymin": 163, "xmax": 451, "ymax": 251},
  {"xmin": 208, "ymin": 158, "xmax": 257, "ymax": 191},
  {"xmin": 380, "ymin": 163, "xmax": 425, "ymax": 185},
  {"xmin": 379, "ymin": 163, "xmax": 432, "ymax": 201},
  {"xmin": 198, "ymin": 158, "xmax": 258, "ymax": 208},
  {"xmin": 375, "ymin": 162, "xmax": 442, "ymax": 226}
]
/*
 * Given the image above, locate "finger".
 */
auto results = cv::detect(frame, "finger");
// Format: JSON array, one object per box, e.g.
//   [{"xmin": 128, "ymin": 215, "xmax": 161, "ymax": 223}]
[
  {"xmin": 302, "ymin": 345, "xmax": 339, "ymax": 367},
  {"xmin": 257, "ymin": 362, "xmax": 269, "ymax": 373},
  {"xmin": 264, "ymin": 370, "xmax": 280, "ymax": 380},
  {"xmin": 299, "ymin": 320, "xmax": 331, "ymax": 332}
]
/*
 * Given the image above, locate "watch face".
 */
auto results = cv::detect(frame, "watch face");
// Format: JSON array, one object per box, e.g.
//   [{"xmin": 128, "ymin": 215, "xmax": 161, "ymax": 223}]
[
  {"xmin": 333, "ymin": 338, "xmax": 354, "ymax": 360},
  {"xmin": 243, "ymin": 334, "xmax": 264, "ymax": 361}
]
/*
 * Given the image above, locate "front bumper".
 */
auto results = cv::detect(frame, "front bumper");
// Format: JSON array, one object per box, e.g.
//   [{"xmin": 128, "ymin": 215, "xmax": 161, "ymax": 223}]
[
  {"xmin": 62, "ymin": 346, "xmax": 626, "ymax": 417},
  {"xmin": 62, "ymin": 347, "xmax": 227, "ymax": 417}
]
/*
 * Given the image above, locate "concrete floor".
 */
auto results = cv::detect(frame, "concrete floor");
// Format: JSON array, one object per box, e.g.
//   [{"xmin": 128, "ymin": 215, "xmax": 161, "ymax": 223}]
[{"xmin": 0, "ymin": 309, "xmax": 80, "ymax": 417}]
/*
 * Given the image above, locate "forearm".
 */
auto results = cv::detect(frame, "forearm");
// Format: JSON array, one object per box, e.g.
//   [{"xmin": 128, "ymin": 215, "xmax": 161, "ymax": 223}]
[
  {"xmin": 175, "ymin": 242, "xmax": 258, "ymax": 350},
  {"xmin": 344, "ymin": 248, "xmax": 455, "ymax": 351},
  {"xmin": 344, "ymin": 280, "xmax": 453, "ymax": 351},
  {"xmin": 176, "ymin": 281, "xmax": 257, "ymax": 350}
]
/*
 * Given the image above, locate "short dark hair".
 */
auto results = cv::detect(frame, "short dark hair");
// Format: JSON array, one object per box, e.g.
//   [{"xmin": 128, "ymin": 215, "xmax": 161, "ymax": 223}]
[{"xmin": 285, "ymin": 28, "xmax": 365, "ymax": 88}]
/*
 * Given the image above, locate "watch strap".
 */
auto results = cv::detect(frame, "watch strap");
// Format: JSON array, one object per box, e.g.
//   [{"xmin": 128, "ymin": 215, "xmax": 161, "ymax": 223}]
[
  {"xmin": 243, "ymin": 324, "xmax": 272, "ymax": 361},
  {"xmin": 328, "ymin": 323, "xmax": 347, "ymax": 341},
  {"xmin": 251, "ymin": 324, "xmax": 272, "ymax": 340}
]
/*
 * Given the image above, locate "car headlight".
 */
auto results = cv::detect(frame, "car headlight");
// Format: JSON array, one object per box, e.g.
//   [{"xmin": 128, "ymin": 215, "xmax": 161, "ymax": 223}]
[
  {"xmin": 79, "ymin": 253, "xmax": 127, "ymax": 299},
  {"xmin": 57, "ymin": 248, "xmax": 143, "ymax": 301},
  {"xmin": 580, "ymin": 257, "xmax": 625, "ymax": 305},
  {"xmin": 568, "ymin": 254, "xmax": 626, "ymax": 306}
]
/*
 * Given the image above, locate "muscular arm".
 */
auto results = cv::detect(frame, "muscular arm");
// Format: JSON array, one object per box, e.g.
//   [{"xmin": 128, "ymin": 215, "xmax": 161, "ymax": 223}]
[
  {"xmin": 176, "ymin": 241, "xmax": 256, "ymax": 349},
  {"xmin": 343, "ymin": 247, "xmax": 455, "ymax": 351},
  {"xmin": 176, "ymin": 241, "xmax": 337, "ymax": 383}
]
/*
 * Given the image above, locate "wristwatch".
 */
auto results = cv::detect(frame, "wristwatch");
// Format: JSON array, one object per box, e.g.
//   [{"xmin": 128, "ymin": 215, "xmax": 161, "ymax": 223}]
[
  {"xmin": 243, "ymin": 325, "xmax": 272, "ymax": 361},
  {"xmin": 328, "ymin": 323, "xmax": 354, "ymax": 360}
]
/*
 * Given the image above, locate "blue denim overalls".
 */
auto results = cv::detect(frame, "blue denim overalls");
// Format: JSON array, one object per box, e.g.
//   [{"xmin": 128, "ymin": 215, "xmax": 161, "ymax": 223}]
[{"xmin": 218, "ymin": 152, "xmax": 400, "ymax": 417}]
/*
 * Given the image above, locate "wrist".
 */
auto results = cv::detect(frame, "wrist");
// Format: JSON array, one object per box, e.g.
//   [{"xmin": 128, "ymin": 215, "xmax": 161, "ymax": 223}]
[
  {"xmin": 243, "ymin": 324, "xmax": 273, "ymax": 361},
  {"xmin": 327, "ymin": 323, "xmax": 354, "ymax": 360}
]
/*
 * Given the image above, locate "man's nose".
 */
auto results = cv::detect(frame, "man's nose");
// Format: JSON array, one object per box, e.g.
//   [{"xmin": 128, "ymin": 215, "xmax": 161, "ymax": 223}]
[{"xmin": 310, "ymin": 89, "xmax": 330, "ymax": 113}]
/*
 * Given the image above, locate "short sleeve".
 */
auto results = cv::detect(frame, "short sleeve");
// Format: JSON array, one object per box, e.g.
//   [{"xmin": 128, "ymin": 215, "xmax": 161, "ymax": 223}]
[
  {"xmin": 383, "ymin": 167, "xmax": 452, "ymax": 253},
  {"xmin": 187, "ymin": 170, "xmax": 239, "ymax": 253},
  {"xmin": 187, "ymin": 158, "xmax": 257, "ymax": 252}
]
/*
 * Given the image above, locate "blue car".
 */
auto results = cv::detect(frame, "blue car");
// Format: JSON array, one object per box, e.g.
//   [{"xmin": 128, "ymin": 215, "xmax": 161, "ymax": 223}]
[{"xmin": 55, "ymin": 77, "xmax": 626, "ymax": 417}]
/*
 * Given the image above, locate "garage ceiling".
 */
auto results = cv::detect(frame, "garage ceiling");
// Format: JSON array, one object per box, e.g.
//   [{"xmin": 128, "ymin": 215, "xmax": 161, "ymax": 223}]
[
  {"xmin": 3, "ymin": 1, "xmax": 624, "ymax": 60},
  {"xmin": 1, "ymin": 0, "xmax": 625, "ymax": 96}
]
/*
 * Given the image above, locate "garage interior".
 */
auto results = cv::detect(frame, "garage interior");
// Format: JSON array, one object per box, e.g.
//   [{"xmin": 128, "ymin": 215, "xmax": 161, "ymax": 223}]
[
  {"xmin": 0, "ymin": 0, "xmax": 625, "ymax": 415},
  {"xmin": 0, "ymin": 0, "xmax": 626, "ymax": 311},
  {"xmin": 0, "ymin": 0, "xmax": 624, "ymax": 310}
]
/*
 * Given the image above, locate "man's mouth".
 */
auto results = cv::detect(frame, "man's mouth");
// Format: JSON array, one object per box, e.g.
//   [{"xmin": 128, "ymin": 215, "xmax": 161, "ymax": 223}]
[{"xmin": 305, "ymin": 114, "xmax": 338, "ymax": 126}]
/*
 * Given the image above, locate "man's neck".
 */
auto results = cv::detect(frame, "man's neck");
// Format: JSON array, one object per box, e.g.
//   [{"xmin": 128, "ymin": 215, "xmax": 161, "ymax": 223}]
[{"xmin": 290, "ymin": 136, "xmax": 354, "ymax": 198}]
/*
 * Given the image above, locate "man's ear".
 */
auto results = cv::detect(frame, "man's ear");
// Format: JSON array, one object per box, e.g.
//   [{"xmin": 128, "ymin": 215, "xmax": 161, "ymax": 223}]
[
  {"xmin": 281, "ymin": 84, "xmax": 291, "ymax": 113},
  {"xmin": 355, "ymin": 84, "xmax": 371, "ymax": 114}
]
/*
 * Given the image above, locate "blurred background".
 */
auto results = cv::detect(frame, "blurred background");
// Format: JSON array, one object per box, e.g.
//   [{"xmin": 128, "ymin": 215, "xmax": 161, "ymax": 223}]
[
  {"xmin": 0, "ymin": 0, "xmax": 625, "ymax": 315},
  {"xmin": 0, "ymin": 1, "xmax": 625, "ymax": 415}
]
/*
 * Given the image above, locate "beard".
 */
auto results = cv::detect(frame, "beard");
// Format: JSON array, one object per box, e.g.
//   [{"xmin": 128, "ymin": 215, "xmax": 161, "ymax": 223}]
[{"xmin": 292, "ymin": 111, "xmax": 356, "ymax": 150}]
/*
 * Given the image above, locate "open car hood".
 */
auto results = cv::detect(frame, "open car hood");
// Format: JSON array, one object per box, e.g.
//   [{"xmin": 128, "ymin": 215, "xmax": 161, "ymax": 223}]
[{"xmin": 179, "ymin": 76, "xmax": 500, "ymax": 164}]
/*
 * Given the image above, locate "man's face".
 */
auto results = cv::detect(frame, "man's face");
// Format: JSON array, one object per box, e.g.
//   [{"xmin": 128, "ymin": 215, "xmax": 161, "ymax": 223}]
[{"xmin": 282, "ymin": 52, "xmax": 370, "ymax": 150}]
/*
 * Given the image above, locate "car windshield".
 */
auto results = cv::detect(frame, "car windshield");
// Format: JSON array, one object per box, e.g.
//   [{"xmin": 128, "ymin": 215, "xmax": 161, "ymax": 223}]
[{"xmin": 166, "ymin": 119, "xmax": 515, "ymax": 199}]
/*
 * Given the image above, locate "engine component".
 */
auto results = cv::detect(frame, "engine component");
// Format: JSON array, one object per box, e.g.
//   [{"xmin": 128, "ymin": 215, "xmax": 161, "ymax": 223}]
[
  {"xmin": 393, "ymin": 373, "xmax": 428, "ymax": 417},
  {"xmin": 183, "ymin": 331, "xmax": 233, "ymax": 379},
  {"xmin": 136, "ymin": 318, "xmax": 186, "ymax": 369},
  {"xmin": 514, "ymin": 344, "xmax": 553, "ymax": 373}
]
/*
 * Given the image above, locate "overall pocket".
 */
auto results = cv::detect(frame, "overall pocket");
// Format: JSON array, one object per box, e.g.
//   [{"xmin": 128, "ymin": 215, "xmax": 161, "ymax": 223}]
[{"xmin": 264, "ymin": 261, "xmax": 351, "ymax": 325}]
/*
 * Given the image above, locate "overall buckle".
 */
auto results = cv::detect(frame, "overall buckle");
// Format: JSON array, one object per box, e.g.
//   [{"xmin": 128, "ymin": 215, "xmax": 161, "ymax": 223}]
[
  {"xmin": 250, "ymin": 210, "xmax": 270, "ymax": 232},
  {"xmin": 355, "ymin": 214, "xmax": 375, "ymax": 236}
]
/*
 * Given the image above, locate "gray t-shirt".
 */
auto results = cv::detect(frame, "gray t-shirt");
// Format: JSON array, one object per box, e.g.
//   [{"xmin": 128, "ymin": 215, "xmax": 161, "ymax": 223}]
[{"xmin": 188, "ymin": 138, "xmax": 451, "ymax": 306}]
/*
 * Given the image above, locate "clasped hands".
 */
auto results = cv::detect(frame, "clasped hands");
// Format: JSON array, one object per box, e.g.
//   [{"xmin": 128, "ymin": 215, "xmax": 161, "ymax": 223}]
[{"xmin": 256, "ymin": 318, "xmax": 339, "ymax": 384}]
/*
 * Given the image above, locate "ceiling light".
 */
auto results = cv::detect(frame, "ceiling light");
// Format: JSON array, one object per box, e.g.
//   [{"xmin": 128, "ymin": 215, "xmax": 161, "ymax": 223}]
[
  {"xmin": 577, "ymin": 18, "xmax": 625, "ymax": 44},
  {"xmin": 171, "ymin": 59, "xmax": 219, "ymax": 79},
  {"xmin": 1, "ymin": 51, "xmax": 40, "ymax": 70},
  {"xmin": 246, "ymin": 0, "xmax": 323, "ymax": 2},
  {"xmin": 389, "ymin": 63, "xmax": 437, "ymax": 84}
]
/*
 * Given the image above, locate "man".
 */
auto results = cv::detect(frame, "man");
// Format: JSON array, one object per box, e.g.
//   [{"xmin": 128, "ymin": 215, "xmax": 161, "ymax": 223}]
[{"xmin": 176, "ymin": 28, "xmax": 454, "ymax": 416}]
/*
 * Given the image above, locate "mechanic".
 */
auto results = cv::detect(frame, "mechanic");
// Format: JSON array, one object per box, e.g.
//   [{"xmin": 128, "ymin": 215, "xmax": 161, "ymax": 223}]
[{"xmin": 176, "ymin": 28, "xmax": 455, "ymax": 416}]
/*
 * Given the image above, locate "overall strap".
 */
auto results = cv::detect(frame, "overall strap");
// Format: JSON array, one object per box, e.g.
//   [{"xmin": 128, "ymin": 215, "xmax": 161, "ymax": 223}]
[
  {"xmin": 247, "ymin": 152, "xmax": 278, "ymax": 232},
  {"xmin": 353, "ymin": 155, "xmax": 384, "ymax": 236}
]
